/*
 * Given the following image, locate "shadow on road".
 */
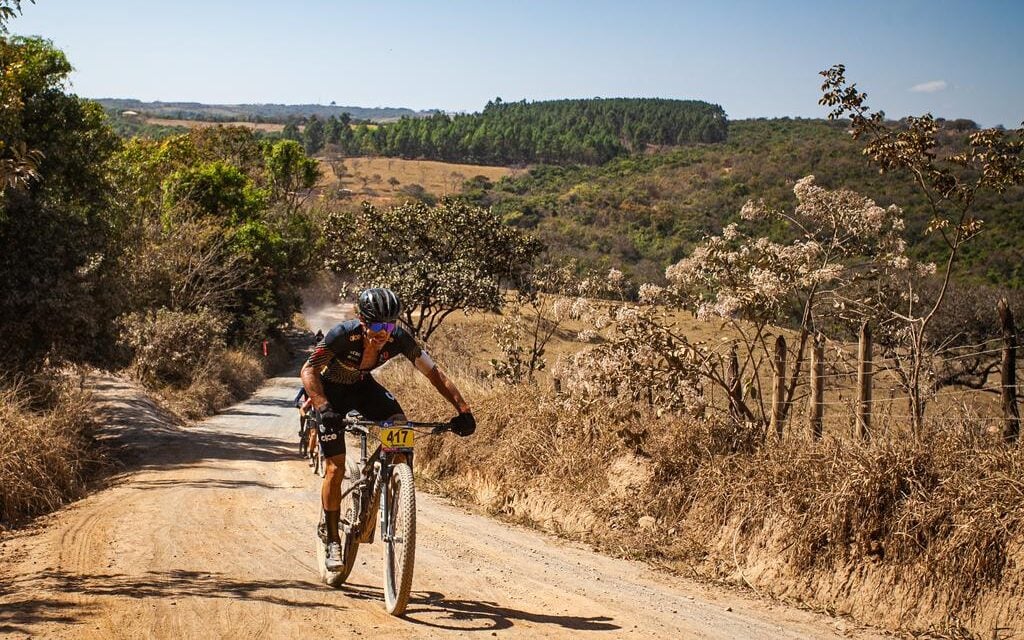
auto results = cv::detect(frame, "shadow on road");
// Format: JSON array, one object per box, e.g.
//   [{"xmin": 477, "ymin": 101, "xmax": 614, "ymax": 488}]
[
  {"xmin": 242, "ymin": 396, "xmax": 299, "ymax": 410},
  {"xmin": 340, "ymin": 582, "xmax": 620, "ymax": 633},
  {"xmin": 92, "ymin": 386, "xmax": 296, "ymax": 473},
  {"xmin": 0, "ymin": 569, "xmax": 344, "ymax": 635},
  {"xmin": 126, "ymin": 478, "xmax": 298, "ymax": 491}
]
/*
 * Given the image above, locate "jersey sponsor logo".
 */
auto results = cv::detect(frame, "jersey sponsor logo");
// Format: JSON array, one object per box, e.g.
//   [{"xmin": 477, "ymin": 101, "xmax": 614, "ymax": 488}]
[
  {"xmin": 349, "ymin": 334, "xmax": 361, "ymax": 341},
  {"xmin": 320, "ymin": 432, "xmax": 338, "ymax": 442}
]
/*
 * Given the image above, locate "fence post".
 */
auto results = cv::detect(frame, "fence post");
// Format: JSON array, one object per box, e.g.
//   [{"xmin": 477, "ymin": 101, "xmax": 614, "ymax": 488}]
[
  {"xmin": 726, "ymin": 343, "xmax": 742, "ymax": 422},
  {"xmin": 998, "ymin": 298, "xmax": 1020, "ymax": 443},
  {"xmin": 770, "ymin": 334, "xmax": 787, "ymax": 440},
  {"xmin": 808, "ymin": 333, "xmax": 824, "ymax": 441},
  {"xmin": 856, "ymin": 321, "xmax": 872, "ymax": 441}
]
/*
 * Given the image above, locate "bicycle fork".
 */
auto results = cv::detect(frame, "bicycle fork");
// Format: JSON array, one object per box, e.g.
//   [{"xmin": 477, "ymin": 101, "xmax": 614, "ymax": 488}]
[
  {"xmin": 379, "ymin": 451, "xmax": 413, "ymax": 544},
  {"xmin": 379, "ymin": 464, "xmax": 393, "ymax": 543}
]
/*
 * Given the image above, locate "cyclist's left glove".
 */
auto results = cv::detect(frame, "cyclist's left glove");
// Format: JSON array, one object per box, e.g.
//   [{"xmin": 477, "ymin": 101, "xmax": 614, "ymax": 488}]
[{"xmin": 449, "ymin": 412, "xmax": 476, "ymax": 437}]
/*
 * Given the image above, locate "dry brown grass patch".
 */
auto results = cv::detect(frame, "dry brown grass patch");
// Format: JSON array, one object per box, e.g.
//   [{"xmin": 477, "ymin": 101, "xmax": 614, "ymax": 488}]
[
  {"xmin": 0, "ymin": 372, "xmax": 99, "ymax": 527},
  {"xmin": 381, "ymin": 341, "xmax": 1024, "ymax": 634},
  {"xmin": 152, "ymin": 348, "xmax": 266, "ymax": 420},
  {"xmin": 317, "ymin": 154, "xmax": 515, "ymax": 204}
]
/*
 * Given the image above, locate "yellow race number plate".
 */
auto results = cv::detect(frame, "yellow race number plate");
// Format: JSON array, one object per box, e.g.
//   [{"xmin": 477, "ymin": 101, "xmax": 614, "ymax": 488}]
[{"xmin": 380, "ymin": 427, "xmax": 415, "ymax": 449}]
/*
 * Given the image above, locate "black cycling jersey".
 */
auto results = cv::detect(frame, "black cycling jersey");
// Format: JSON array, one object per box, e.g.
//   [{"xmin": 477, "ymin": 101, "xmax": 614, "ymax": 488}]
[{"xmin": 307, "ymin": 319, "xmax": 422, "ymax": 384}]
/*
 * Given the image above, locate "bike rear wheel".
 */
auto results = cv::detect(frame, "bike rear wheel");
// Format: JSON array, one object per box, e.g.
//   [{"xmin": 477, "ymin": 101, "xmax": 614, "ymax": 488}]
[
  {"xmin": 312, "ymin": 440, "xmax": 326, "ymax": 477},
  {"xmin": 383, "ymin": 462, "xmax": 416, "ymax": 615},
  {"xmin": 318, "ymin": 457, "xmax": 363, "ymax": 587},
  {"xmin": 316, "ymin": 530, "xmax": 358, "ymax": 587}
]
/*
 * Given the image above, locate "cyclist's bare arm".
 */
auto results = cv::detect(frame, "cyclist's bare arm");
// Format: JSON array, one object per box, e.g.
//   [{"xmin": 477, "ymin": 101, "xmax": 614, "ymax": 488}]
[
  {"xmin": 300, "ymin": 360, "xmax": 331, "ymax": 410},
  {"xmin": 413, "ymin": 351, "xmax": 471, "ymax": 413}
]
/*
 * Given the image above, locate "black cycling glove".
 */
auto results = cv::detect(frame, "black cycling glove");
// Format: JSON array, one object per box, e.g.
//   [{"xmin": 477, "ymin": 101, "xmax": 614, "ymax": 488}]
[{"xmin": 449, "ymin": 412, "xmax": 476, "ymax": 437}]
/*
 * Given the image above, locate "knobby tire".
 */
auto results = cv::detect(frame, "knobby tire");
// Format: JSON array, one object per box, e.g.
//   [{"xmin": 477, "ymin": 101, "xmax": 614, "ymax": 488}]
[
  {"xmin": 383, "ymin": 462, "xmax": 416, "ymax": 616},
  {"xmin": 318, "ymin": 459, "xmax": 361, "ymax": 587}
]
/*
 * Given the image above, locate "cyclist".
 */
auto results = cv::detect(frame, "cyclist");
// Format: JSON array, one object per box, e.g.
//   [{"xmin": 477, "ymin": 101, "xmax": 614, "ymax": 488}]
[
  {"xmin": 294, "ymin": 387, "xmax": 316, "ymax": 463},
  {"xmin": 300, "ymin": 287, "xmax": 475, "ymax": 572}
]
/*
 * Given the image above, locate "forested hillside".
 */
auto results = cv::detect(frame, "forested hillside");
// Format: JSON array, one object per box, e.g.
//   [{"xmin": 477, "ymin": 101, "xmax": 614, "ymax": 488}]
[
  {"xmin": 333, "ymin": 98, "xmax": 728, "ymax": 166},
  {"xmin": 104, "ymin": 97, "xmax": 729, "ymax": 166},
  {"xmin": 459, "ymin": 117, "xmax": 1024, "ymax": 286}
]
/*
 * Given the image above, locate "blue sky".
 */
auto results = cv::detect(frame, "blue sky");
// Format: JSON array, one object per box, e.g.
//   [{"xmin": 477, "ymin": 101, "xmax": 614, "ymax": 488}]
[{"xmin": 11, "ymin": 0, "xmax": 1024, "ymax": 127}]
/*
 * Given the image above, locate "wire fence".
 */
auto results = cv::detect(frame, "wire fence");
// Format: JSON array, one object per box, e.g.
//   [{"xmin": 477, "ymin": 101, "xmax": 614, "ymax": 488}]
[{"xmin": 715, "ymin": 304, "xmax": 1022, "ymax": 442}]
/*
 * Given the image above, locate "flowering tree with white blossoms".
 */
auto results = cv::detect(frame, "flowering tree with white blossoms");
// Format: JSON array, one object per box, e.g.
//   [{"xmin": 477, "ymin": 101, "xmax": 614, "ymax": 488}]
[
  {"xmin": 663, "ymin": 175, "xmax": 913, "ymax": 428},
  {"xmin": 490, "ymin": 261, "xmax": 629, "ymax": 384},
  {"xmin": 552, "ymin": 295, "xmax": 708, "ymax": 421}
]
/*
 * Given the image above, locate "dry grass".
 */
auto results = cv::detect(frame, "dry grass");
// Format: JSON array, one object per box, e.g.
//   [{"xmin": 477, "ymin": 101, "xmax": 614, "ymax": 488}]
[
  {"xmin": 374, "ymin": 309, "xmax": 1024, "ymax": 635},
  {"xmin": 142, "ymin": 117, "xmax": 285, "ymax": 132},
  {"xmin": 0, "ymin": 371, "xmax": 100, "ymax": 528},
  {"xmin": 151, "ymin": 348, "xmax": 267, "ymax": 421},
  {"xmin": 316, "ymin": 154, "xmax": 515, "ymax": 204}
]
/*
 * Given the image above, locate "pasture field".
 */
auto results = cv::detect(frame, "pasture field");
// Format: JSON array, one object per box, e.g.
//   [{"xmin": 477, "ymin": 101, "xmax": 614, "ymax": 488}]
[
  {"xmin": 141, "ymin": 117, "xmax": 286, "ymax": 132},
  {"xmin": 317, "ymin": 154, "xmax": 516, "ymax": 203}
]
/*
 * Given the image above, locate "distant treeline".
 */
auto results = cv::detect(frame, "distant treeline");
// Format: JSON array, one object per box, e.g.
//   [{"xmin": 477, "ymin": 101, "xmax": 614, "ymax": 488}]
[
  {"xmin": 315, "ymin": 98, "xmax": 728, "ymax": 166},
  {"xmin": 96, "ymin": 99, "xmax": 437, "ymax": 123}
]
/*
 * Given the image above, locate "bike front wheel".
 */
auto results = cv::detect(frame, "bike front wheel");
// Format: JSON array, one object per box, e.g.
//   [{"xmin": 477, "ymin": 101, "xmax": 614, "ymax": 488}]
[{"xmin": 382, "ymin": 462, "xmax": 416, "ymax": 615}]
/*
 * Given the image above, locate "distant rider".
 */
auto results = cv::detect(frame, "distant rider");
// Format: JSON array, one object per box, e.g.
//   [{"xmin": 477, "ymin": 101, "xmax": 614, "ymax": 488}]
[
  {"xmin": 300, "ymin": 287, "xmax": 475, "ymax": 571},
  {"xmin": 294, "ymin": 386, "xmax": 316, "ymax": 463}
]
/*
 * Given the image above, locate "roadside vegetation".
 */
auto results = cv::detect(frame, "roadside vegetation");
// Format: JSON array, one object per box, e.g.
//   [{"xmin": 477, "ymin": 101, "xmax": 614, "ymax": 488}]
[
  {"xmin": 365, "ymin": 68, "xmax": 1024, "ymax": 635},
  {"xmin": 0, "ymin": 4, "xmax": 319, "ymax": 525}
]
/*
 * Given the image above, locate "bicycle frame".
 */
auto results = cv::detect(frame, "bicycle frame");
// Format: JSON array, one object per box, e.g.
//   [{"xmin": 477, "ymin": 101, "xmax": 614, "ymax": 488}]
[{"xmin": 338, "ymin": 418, "xmax": 429, "ymax": 544}]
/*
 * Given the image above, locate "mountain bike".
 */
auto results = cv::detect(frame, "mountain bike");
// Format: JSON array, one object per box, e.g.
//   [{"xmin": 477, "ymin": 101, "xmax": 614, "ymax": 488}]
[
  {"xmin": 315, "ymin": 412, "xmax": 448, "ymax": 615},
  {"xmin": 298, "ymin": 411, "xmax": 325, "ymax": 477}
]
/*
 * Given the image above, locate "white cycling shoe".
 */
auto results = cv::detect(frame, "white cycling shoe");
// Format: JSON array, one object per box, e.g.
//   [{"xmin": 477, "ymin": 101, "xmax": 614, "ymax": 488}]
[{"xmin": 324, "ymin": 541, "xmax": 344, "ymax": 572}]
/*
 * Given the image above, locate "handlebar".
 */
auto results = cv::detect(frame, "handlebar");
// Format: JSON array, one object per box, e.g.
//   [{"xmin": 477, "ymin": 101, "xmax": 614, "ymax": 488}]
[
  {"xmin": 340, "ymin": 414, "xmax": 451, "ymax": 435},
  {"xmin": 308, "ymin": 409, "xmax": 452, "ymax": 435}
]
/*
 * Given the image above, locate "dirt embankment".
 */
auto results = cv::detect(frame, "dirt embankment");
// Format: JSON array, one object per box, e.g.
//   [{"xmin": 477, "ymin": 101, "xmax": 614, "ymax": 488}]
[{"xmin": 0, "ymin": 365, "xmax": 880, "ymax": 637}]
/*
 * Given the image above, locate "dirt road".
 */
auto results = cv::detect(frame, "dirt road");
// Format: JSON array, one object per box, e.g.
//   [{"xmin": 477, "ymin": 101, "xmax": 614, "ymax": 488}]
[{"xmin": 0, "ymin": 334, "xmax": 883, "ymax": 638}]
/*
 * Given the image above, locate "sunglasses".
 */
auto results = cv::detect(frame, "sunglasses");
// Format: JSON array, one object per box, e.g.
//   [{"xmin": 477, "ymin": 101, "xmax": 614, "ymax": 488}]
[{"xmin": 366, "ymin": 322, "xmax": 396, "ymax": 333}]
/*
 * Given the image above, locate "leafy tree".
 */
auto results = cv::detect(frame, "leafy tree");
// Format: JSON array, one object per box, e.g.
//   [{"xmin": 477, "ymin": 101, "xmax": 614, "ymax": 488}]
[
  {"xmin": 304, "ymin": 115, "xmax": 325, "ymax": 154},
  {"xmin": 162, "ymin": 160, "xmax": 266, "ymax": 225},
  {"xmin": 820, "ymin": 64, "xmax": 1024, "ymax": 432},
  {"xmin": 109, "ymin": 128, "xmax": 321, "ymax": 358},
  {"xmin": 282, "ymin": 121, "xmax": 301, "ymax": 142},
  {"xmin": 323, "ymin": 199, "xmax": 542, "ymax": 341},
  {"xmin": 325, "ymin": 115, "xmax": 342, "ymax": 145},
  {"xmin": 0, "ymin": 33, "xmax": 122, "ymax": 367},
  {"xmin": 263, "ymin": 139, "xmax": 320, "ymax": 214}
]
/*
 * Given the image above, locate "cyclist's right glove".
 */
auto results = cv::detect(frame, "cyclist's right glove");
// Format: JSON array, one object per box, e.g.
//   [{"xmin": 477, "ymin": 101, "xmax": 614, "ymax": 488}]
[
  {"xmin": 448, "ymin": 412, "xmax": 476, "ymax": 437},
  {"xmin": 318, "ymin": 403, "xmax": 344, "ymax": 431}
]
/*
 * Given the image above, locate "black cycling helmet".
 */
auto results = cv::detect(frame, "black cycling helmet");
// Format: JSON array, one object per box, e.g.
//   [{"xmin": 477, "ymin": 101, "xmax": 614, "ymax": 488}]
[{"xmin": 357, "ymin": 287, "xmax": 401, "ymax": 322}]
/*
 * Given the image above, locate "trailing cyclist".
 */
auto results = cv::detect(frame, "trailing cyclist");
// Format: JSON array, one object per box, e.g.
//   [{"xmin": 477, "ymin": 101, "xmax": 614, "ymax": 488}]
[{"xmin": 300, "ymin": 287, "xmax": 475, "ymax": 572}]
